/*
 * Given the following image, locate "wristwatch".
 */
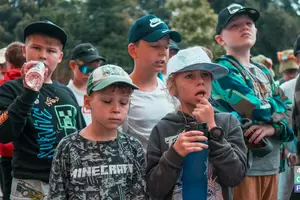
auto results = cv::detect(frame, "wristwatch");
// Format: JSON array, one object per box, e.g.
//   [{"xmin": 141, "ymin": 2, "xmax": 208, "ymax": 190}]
[{"xmin": 209, "ymin": 126, "xmax": 224, "ymax": 141}]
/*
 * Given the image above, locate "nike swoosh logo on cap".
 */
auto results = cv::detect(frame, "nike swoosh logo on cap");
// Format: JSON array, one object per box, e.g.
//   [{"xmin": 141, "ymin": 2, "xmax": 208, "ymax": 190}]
[
  {"xmin": 150, "ymin": 21, "xmax": 163, "ymax": 27},
  {"xmin": 149, "ymin": 18, "xmax": 164, "ymax": 28}
]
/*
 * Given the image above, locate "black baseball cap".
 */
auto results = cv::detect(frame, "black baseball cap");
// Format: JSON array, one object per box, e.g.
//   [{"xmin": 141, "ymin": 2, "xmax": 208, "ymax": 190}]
[
  {"xmin": 216, "ymin": 4, "xmax": 260, "ymax": 35},
  {"xmin": 24, "ymin": 20, "xmax": 67, "ymax": 49},
  {"xmin": 128, "ymin": 14, "xmax": 181, "ymax": 43},
  {"xmin": 294, "ymin": 35, "xmax": 300, "ymax": 56},
  {"xmin": 71, "ymin": 43, "xmax": 106, "ymax": 63}
]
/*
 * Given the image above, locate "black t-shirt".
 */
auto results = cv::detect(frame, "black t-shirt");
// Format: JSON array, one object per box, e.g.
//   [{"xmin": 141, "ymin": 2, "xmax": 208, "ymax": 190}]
[{"xmin": 0, "ymin": 78, "xmax": 86, "ymax": 182}]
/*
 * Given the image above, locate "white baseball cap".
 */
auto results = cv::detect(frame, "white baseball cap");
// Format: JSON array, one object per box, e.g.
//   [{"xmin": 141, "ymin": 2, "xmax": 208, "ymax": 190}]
[{"xmin": 166, "ymin": 46, "xmax": 228, "ymax": 80}]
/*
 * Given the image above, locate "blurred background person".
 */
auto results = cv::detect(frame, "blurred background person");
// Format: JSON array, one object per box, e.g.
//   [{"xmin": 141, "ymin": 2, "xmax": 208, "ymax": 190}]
[
  {"xmin": 168, "ymin": 40, "xmax": 180, "ymax": 59},
  {"xmin": 67, "ymin": 43, "xmax": 106, "ymax": 125},
  {"xmin": 251, "ymin": 54, "xmax": 275, "ymax": 78},
  {"xmin": 276, "ymin": 49, "xmax": 299, "ymax": 86},
  {"xmin": 0, "ymin": 48, "xmax": 7, "ymax": 81},
  {"xmin": 158, "ymin": 40, "xmax": 180, "ymax": 82}
]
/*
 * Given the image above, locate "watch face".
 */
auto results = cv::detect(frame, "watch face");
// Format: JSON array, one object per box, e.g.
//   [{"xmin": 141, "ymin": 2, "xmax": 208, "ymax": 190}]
[
  {"xmin": 213, "ymin": 128, "xmax": 222, "ymax": 138},
  {"xmin": 210, "ymin": 127, "xmax": 224, "ymax": 140}
]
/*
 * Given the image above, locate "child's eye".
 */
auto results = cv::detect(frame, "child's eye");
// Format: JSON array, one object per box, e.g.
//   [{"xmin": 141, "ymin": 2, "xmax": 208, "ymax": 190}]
[
  {"xmin": 120, "ymin": 101, "xmax": 128, "ymax": 106},
  {"xmin": 201, "ymin": 72, "xmax": 211, "ymax": 78},
  {"xmin": 120, "ymin": 99, "xmax": 129, "ymax": 106},
  {"xmin": 247, "ymin": 22, "xmax": 254, "ymax": 26},
  {"xmin": 103, "ymin": 100, "xmax": 111, "ymax": 104},
  {"xmin": 184, "ymin": 74, "xmax": 193, "ymax": 79},
  {"xmin": 48, "ymin": 49, "xmax": 56, "ymax": 53},
  {"xmin": 33, "ymin": 46, "xmax": 40, "ymax": 50}
]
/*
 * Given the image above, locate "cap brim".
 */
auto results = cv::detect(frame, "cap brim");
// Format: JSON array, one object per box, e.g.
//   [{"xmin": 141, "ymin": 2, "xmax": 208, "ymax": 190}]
[
  {"xmin": 217, "ymin": 8, "xmax": 260, "ymax": 34},
  {"xmin": 24, "ymin": 22, "xmax": 67, "ymax": 48},
  {"xmin": 79, "ymin": 55, "xmax": 107, "ymax": 63},
  {"xmin": 176, "ymin": 63, "xmax": 229, "ymax": 80},
  {"xmin": 142, "ymin": 29, "xmax": 181, "ymax": 43},
  {"xmin": 91, "ymin": 77, "xmax": 139, "ymax": 93}
]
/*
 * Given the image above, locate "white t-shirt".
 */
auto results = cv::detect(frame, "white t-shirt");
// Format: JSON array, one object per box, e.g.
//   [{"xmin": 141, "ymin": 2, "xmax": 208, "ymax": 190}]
[
  {"xmin": 120, "ymin": 78, "xmax": 176, "ymax": 150},
  {"xmin": 67, "ymin": 80, "xmax": 91, "ymax": 125},
  {"xmin": 280, "ymin": 76, "xmax": 298, "ymax": 102}
]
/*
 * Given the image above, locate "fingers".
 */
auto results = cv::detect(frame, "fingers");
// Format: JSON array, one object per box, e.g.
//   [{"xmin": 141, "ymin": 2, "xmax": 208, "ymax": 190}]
[
  {"xmin": 173, "ymin": 131, "xmax": 209, "ymax": 157},
  {"xmin": 183, "ymin": 130, "xmax": 204, "ymax": 137},
  {"xmin": 196, "ymin": 97, "xmax": 210, "ymax": 105},
  {"xmin": 22, "ymin": 60, "xmax": 39, "ymax": 76},
  {"xmin": 244, "ymin": 125, "xmax": 259, "ymax": 137},
  {"xmin": 247, "ymin": 128, "xmax": 263, "ymax": 143},
  {"xmin": 253, "ymin": 132, "xmax": 265, "ymax": 144},
  {"xmin": 182, "ymin": 131, "xmax": 208, "ymax": 142},
  {"xmin": 289, "ymin": 154, "xmax": 298, "ymax": 166},
  {"xmin": 185, "ymin": 143, "xmax": 209, "ymax": 153}
]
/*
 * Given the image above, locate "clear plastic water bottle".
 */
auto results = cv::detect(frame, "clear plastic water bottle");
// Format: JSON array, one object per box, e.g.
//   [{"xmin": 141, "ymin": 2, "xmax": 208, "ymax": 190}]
[
  {"xmin": 182, "ymin": 122, "xmax": 209, "ymax": 200},
  {"xmin": 25, "ymin": 61, "xmax": 45, "ymax": 91}
]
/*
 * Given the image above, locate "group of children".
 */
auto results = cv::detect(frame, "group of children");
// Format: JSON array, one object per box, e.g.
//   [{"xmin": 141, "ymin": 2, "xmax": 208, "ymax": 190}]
[{"xmin": 0, "ymin": 3, "xmax": 297, "ymax": 200}]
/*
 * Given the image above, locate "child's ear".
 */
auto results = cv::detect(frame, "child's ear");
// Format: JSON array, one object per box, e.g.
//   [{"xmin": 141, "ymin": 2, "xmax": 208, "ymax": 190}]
[
  {"xmin": 22, "ymin": 45, "xmax": 26, "ymax": 58},
  {"xmin": 84, "ymin": 94, "xmax": 92, "ymax": 110},
  {"xmin": 128, "ymin": 43, "xmax": 137, "ymax": 59},
  {"xmin": 69, "ymin": 60, "xmax": 76, "ymax": 71},
  {"xmin": 215, "ymin": 35, "xmax": 225, "ymax": 46}
]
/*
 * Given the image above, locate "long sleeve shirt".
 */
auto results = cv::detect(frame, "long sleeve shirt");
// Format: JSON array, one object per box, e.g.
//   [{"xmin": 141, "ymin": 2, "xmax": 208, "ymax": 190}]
[{"xmin": 0, "ymin": 78, "xmax": 86, "ymax": 182}]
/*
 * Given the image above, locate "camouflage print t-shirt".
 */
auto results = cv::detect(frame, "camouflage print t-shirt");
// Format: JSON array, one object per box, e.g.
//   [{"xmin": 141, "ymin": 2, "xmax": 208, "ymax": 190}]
[{"xmin": 48, "ymin": 131, "xmax": 148, "ymax": 200}]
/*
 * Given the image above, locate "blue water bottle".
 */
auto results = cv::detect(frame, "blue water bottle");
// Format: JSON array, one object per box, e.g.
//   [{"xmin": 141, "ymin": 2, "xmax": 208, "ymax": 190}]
[{"xmin": 182, "ymin": 122, "xmax": 209, "ymax": 200}]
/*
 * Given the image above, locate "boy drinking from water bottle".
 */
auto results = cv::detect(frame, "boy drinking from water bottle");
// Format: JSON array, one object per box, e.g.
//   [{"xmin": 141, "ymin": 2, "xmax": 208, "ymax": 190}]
[{"xmin": 0, "ymin": 21, "xmax": 85, "ymax": 199}]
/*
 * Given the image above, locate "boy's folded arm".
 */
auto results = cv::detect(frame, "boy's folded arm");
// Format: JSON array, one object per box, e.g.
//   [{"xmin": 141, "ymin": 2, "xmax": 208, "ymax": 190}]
[
  {"xmin": 212, "ymin": 60, "xmax": 291, "ymax": 123},
  {"xmin": 0, "ymin": 81, "xmax": 39, "ymax": 143},
  {"xmin": 209, "ymin": 115, "xmax": 247, "ymax": 187},
  {"xmin": 213, "ymin": 65, "xmax": 293, "ymax": 142}
]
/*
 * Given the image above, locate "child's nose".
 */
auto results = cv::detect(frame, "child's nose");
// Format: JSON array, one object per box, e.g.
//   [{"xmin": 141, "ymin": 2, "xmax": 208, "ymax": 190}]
[
  {"xmin": 39, "ymin": 49, "xmax": 47, "ymax": 61},
  {"xmin": 197, "ymin": 75, "xmax": 205, "ymax": 85},
  {"xmin": 112, "ymin": 103, "xmax": 121, "ymax": 113}
]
